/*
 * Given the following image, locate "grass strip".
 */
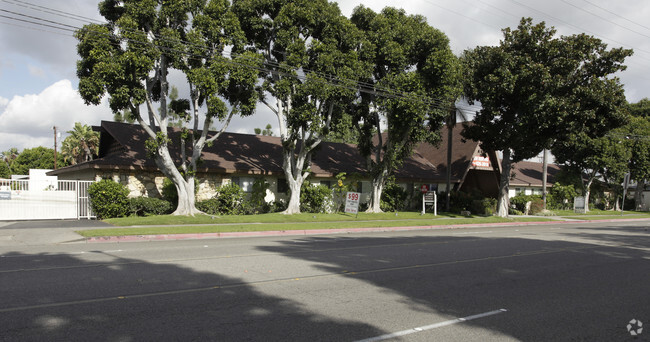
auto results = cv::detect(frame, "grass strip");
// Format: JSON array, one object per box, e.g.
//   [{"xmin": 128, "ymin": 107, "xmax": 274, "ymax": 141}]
[{"xmin": 78, "ymin": 216, "xmax": 551, "ymax": 238}]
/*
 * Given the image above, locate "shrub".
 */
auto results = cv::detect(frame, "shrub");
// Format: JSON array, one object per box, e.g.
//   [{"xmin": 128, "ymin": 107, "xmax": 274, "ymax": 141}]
[
  {"xmin": 380, "ymin": 182, "xmax": 409, "ymax": 212},
  {"xmin": 529, "ymin": 197, "xmax": 545, "ymax": 214},
  {"xmin": 197, "ymin": 182, "xmax": 247, "ymax": 215},
  {"xmin": 161, "ymin": 178, "xmax": 178, "ymax": 204},
  {"xmin": 162, "ymin": 177, "xmax": 199, "ymax": 205},
  {"xmin": 471, "ymin": 198, "xmax": 497, "ymax": 216},
  {"xmin": 548, "ymin": 183, "xmax": 578, "ymax": 210},
  {"xmin": 128, "ymin": 197, "xmax": 173, "ymax": 216},
  {"xmin": 448, "ymin": 190, "xmax": 477, "ymax": 213},
  {"xmin": 300, "ymin": 182, "xmax": 332, "ymax": 213},
  {"xmin": 249, "ymin": 179, "xmax": 271, "ymax": 214},
  {"xmin": 88, "ymin": 179, "xmax": 129, "ymax": 219}
]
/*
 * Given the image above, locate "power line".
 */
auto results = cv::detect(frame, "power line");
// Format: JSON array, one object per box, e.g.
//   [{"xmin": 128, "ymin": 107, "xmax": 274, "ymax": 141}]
[
  {"xmin": 506, "ymin": 0, "xmax": 650, "ymax": 57},
  {"xmin": 560, "ymin": 0, "xmax": 650, "ymax": 40},
  {"xmin": 578, "ymin": 0, "xmax": 650, "ymax": 33}
]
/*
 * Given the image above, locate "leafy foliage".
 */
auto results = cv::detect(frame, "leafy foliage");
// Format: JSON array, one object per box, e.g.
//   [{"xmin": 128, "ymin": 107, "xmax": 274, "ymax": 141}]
[
  {"xmin": 462, "ymin": 18, "xmax": 631, "ymax": 216},
  {"xmin": 128, "ymin": 197, "xmax": 173, "ymax": 216},
  {"xmin": 88, "ymin": 179, "xmax": 130, "ymax": 219},
  {"xmin": 196, "ymin": 182, "xmax": 247, "ymax": 215},
  {"xmin": 233, "ymin": 0, "xmax": 369, "ymax": 214},
  {"xmin": 76, "ymin": 0, "xmax": 262, "ymax": 215},
  {"xmin": 249, "ymin": 178, "xmax": 271, "ymax": 214},
  {"xmin": 380, "ymin": 182, "xmax": 409, "ymax": 212},
  {"xmin": 1, "ymin": 147, "xmax": 19, "ymax": 177},
  {"xmin": 471, "ymin": 198, "xmax": 497, "ymax": 216},
  {"xmin": 11, "ymin": 147, "xmax": 67, "ymax": 175},
  {"xmin": 548, "ymin": 183, "xmax": 578, "ymax": 210},
  {"xmin": 350, "ymin": 6, "xmax": 462, "ymax": 212},
  {"xmin": 300, "ymin": 182, "xmax": 333, "ymax": 213},
  {"xmin": 61, "ymin": 122, "xmax": 99, "ymax": 165}
]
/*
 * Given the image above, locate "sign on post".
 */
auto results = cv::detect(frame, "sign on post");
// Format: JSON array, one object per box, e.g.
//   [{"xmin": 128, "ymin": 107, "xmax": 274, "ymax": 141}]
[
  {"xmin": 574, "ymin": 196, "xmax": 586, "ymax": 214},
  {"xmin": 345, "ymin": 192, "xmax": 361, "ymax": 215},
  {"xmin": 421, "ymin": 184, "xmax": 437, "ymax": 216}
]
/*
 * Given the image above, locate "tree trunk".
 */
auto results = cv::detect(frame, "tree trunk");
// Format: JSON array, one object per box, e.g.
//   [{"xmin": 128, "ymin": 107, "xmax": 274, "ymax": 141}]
[
  {"xmin": 154, "ymin": 146, "xmax": 202, "ymax": 216},
  {"xmin": 446, "ymin": 122, "xmax": 453, "ymax": 212},
  {"xmin": 583, "ymin": 177, "xmax": 594, "ymax": 213},
  {"xmin": 496, "ymin": 149, "xmax": 512, "ymax": 217},
  {"xmin": 634, "ymin": 179, "xmax": 645, "ymax": 211},
  {"xmin": 284, "ymin": 175, "xmax": 303, "ymax": 215},
  {"xmin": 173, "ymin": 175, "xmax": 202, "ymax": 216},
  {"xmin": 542, "ymin": 149, "xmax": 548, "ymax": 209},
  {"xmin": 367, "ymin": 170, "xmax": 387, "ymax": 213}
]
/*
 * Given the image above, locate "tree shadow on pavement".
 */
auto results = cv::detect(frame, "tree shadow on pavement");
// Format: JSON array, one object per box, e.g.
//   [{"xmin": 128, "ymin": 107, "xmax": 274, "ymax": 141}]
[
  {"xmin": 257, "ymin": 230, "xmax": 649, "ymax": 341},
  {"xmin": 0, "ymin": 250, "xmax": 383, "ymax": 341}
]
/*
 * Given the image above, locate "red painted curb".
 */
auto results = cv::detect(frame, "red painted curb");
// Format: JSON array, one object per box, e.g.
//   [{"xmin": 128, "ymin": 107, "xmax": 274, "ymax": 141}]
[{"xmin": 84, "ymin": 218, "xmax": 649, "ymax": 243}]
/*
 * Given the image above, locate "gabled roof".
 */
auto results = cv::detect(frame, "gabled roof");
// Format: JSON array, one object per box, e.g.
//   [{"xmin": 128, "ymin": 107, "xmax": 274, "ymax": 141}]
[
  {"xmin": 414, "ymin": 123, "xmax": 483, "ymax": 183},
  {"xmin": 50, "ymin": 121, "xmax": 439, "ymax": 181},
  {"xmin": 510, "ymin": 160, "xmax": 561, "ymax": 187}
]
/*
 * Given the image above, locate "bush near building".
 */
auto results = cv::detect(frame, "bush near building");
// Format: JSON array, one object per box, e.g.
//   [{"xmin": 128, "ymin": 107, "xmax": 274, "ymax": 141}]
[{"xmin": 88, "ymin": 179, "xmax": 130, "ymax": 219}]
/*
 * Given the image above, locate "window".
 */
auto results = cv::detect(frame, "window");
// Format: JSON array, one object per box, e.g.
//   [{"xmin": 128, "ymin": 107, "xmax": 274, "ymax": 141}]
[
  {"xmin": 232, "ymin": 177, "xmax": 254, "ymax": 193},
  {"xmin": 320, "ymin": 180, "xmax": 332, "ymax": 188},
  {"xmin": 277, "ymin": 178, "xmax": 289, "ymax": 193},
  {"xmin": 356, "ymin": 181, "xmax": 364, "ymax": 193}
]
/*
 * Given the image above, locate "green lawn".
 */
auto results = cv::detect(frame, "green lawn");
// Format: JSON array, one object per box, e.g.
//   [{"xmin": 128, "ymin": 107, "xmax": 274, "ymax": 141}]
[
  {"xmin": 79, "ymin": 213, "xmax": 550, "ymax": 238},
  {"xmin": 78, "ymin": 210, "xmax": 650, "ymax": 238}
]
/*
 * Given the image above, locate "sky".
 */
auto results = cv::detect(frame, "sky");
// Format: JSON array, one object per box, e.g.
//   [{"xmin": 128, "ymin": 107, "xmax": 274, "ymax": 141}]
[{"xmin": 1, "ymin": 0, "xmax": 650, "ymax": 152}]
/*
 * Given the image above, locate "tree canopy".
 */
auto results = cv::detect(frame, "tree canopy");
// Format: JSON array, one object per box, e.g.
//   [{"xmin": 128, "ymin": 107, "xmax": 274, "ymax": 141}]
[
  {"xmin": 61, "ymin": 122, "xmax": 100, "ymax": 165},
  {"xmin": 11, "ymin": 147, "xmax": 67, "ymax": 175},
  {"xmin": 76, "ymin": 0, "xmax": 262, "ymax": 215},
  {"xmin": 462, "ymin": 18, "xmax": 631, "ymax": 216},
  {"xmin": 233, "ymin": 0, "xmax": 368, "ymax": 214},
  {"xmin": 349, "ymin": 6, "xmax": 461, "ymax": 212}
]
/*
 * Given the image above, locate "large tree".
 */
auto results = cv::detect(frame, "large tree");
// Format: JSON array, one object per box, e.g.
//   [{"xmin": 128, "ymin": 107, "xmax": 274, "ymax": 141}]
[
  {"xmin": 61, "ymin": 122, "xmax": 100, "ymax": 165},
  {"xmin": 233, "ymin": 0, "xmax": 367, "ymax": 214},
  {"xmin": 349, "ymin": 6, "xmax": 461, "ymax": 212},
  {"xmin": 553, "ymin": 131, "xmax": 631, "ymax": 211},
  {"xmin": 76, "ymin": 0, "xmax": 261, "ymax": 215},
  {"xmin": 11, "ymin": 147, "xmax": 67, "ymax": 175},
  {"xmin": 0, "ymin": 147, "xmax": 19, "ymax": 177},
  {"xmin": 462, "ymin": 18, "xmax": 631, "ymax": 217}
]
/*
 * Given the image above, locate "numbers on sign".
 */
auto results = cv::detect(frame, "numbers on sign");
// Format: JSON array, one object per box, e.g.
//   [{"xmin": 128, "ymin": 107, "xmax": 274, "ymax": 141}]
[{"xmin": 348, "ymin": 193, "xmax": 359, "ymax": 201}]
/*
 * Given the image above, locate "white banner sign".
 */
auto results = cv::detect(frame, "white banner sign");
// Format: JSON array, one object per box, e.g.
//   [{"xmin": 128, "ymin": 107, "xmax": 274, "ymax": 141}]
[{"xmin": 345, "ymin": 192, "xmax": 361, "ymax": 214}]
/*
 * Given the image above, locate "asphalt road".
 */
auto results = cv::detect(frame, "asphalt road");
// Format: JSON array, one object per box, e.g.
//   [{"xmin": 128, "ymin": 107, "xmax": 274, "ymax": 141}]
[{"xmin": 0, "ymin": 221, "xmax": 648, "ymax": 341}]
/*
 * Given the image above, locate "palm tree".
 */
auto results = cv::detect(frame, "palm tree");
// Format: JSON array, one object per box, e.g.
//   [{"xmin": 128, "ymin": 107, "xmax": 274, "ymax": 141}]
[
  {"xmin": 61, "ymin": 123, "xmax": 100, "ymax": 165},
  {"xmin": 1, "ymin": 147, "xmax": 19, "ymax": 176}
]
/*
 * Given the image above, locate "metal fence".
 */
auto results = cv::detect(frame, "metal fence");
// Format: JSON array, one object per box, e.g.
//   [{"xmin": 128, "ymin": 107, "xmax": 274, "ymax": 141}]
[{"xmin": 0, "ymin": 179, "xmax": 96, "ymax": 220}]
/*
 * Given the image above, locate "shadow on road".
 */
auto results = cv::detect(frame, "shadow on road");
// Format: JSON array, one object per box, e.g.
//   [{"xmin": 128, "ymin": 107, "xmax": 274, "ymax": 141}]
[
  {"xmin": 0, "ymin": 250, "xmax": 383, "ymax": 341},
  {"xmin": 256, "ymin": 226, "xmax": 649, "ymax": 341}
]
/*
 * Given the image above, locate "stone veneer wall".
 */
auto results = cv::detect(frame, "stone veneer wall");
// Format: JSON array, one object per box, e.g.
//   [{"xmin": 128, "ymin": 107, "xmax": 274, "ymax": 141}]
[{"xmin": 96, "ymin": 171, "xmax": 231, "ymax": 200}]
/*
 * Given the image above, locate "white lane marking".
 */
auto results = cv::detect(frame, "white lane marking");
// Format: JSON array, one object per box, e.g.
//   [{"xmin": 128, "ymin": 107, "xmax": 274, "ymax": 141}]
[{"xmin": 354, "ymin": 309, "xmax": 507, "ymax": 342}]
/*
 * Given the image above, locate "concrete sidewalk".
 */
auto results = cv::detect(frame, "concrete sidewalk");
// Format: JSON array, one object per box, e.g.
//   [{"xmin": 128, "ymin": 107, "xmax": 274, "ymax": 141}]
[
  {"xmin": 0, "ymin": 220, "xmax": 111, "ymax": 246},
  {"xmin": 1, "ymin": 216, "xmax": 648, "ymax": 246}
]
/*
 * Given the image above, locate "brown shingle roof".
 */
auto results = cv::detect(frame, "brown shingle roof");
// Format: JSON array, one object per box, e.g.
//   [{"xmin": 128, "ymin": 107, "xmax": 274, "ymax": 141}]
[
  {"xmin": 510, "ymin": 160, "xmax": 561, "ymax": 187},
  {"xmin": 50, "ymin": 121, "xmax": 439, "ymax": 181},
  {"xmin": 414, "ymin": 123, "xmax": 481, "ymax": 183}
]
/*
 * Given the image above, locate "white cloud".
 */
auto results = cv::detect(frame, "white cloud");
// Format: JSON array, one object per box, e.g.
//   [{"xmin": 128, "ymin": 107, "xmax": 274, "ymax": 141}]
[{"xmin": 0, "ymin": 80, "xmax": 113, "ymax": 151}]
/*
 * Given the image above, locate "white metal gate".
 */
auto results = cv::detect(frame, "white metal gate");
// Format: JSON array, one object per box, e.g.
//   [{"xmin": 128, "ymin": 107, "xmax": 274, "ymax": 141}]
[{"xmin": 0, "ymin": 179, "xmax": 96, "ymax": 220}]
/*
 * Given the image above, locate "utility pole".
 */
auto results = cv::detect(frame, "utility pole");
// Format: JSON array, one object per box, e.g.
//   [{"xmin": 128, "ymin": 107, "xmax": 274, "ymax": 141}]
[
  {"xmin": 542, "ymin": 149, "xmax": 548, "ymax": 209},
  {"xmin": 53, "ymin": 126, "xmax": 58, "ymax": 170}
]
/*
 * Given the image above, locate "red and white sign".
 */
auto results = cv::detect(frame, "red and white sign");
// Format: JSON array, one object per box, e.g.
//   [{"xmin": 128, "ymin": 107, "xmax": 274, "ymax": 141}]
[
  {"xmin": 420, "ymin": 184, "xmax": 429, "ymax": 193},
  {"xmin": 472, "ymin": 155, "xmax": 491, "ymax": 168},
  {"xmin": 345, "ymin": 192, "xmax": 361, "ymax": 214}
]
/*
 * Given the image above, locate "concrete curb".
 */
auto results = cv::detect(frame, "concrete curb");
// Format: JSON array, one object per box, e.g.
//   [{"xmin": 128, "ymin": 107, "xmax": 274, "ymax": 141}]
[{"xmin": 84, "ymin": 218, "xmax": 650, "ymax": 243}]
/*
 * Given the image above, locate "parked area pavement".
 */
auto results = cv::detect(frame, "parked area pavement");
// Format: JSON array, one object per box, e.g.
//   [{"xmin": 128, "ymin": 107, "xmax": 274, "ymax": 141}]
[
  {"xmin": 0, "ymin": 220, "xmax": 112, "ymax": 247},
  {"xmin": 0, "ymin": 216, "xmax": 648, "ymax": 247}
]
